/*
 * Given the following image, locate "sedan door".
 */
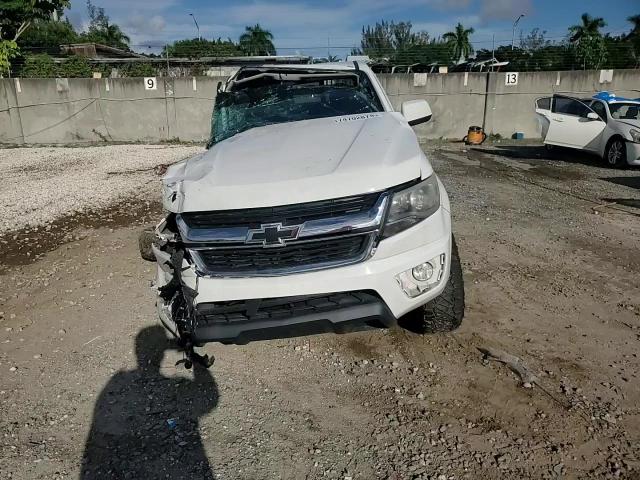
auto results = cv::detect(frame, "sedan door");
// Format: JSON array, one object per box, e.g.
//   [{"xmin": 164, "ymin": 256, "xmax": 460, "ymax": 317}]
[
  {"xmin": 535, "ymin": 97, "xmax": 552, "ymax": 140},
  {"xmin": 544, "ymin": 95, "xmax": 606, "ymax": 151}
]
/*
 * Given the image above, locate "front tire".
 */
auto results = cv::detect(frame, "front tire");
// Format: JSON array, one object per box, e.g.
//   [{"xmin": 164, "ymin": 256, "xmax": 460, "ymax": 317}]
[
  {"xmin": 605, "ymin": 138, "xmax": 627, "ymax": 168},
  {"xmin": 399, "ymin": 236, "xmax": 465, "ymax": 334}
]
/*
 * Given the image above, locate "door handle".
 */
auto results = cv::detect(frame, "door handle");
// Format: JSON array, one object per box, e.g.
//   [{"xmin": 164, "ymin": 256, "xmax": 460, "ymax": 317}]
[{"xmin": 552, "ymin": 118, "xmax": 564, "ymax": 122}]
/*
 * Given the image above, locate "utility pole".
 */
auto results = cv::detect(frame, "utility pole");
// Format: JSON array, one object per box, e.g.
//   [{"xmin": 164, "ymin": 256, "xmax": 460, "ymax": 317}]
[
  {"xmin": 512, "ymin": 14, "xmax": 525, "ymax": 50},
  {"xmin": 165, "ymin": 44, "xmax": 170, "ymax": 76},
  {"xmin": 189, "ymin": 13, "xmax": 201, "ymax": 41},
  {"xmin": 492, "ymin": 33, "xmax": 495, "ymax": 59}
]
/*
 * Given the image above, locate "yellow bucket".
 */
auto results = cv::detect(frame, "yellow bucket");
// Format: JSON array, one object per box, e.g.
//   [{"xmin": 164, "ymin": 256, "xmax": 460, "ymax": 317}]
[{"xmin": 464, "ymin": 126, "xmax": 487, "ymax": 145}]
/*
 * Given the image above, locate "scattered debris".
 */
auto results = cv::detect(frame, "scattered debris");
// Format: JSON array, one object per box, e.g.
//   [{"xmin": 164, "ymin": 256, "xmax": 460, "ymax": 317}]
[{"xmin": 478, "ymin": 346, "xmax": 537, "ymax": 388}]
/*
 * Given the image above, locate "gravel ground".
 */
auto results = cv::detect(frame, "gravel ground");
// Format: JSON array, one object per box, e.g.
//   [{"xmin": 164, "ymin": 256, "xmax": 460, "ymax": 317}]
[
  {"xmin": 0, "ymin": 145, "xmax": 201, "ymax": 234},
  {"xmin": 0, "ymin": 142, "xmax": 639, "ymax": 479}
]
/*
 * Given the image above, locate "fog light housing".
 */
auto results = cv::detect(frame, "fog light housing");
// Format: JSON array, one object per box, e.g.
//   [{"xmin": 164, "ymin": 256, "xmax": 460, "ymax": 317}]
[
  {"xmin": 396, "ymin": 254, "xmax": 446, "ymax": 298},
  {"xmin": 412, "ymin": 262, "xmax": 434, "ymax": 282}
]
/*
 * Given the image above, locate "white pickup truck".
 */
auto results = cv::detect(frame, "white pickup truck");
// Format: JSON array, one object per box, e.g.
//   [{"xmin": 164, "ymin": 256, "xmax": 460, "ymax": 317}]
[{"xmin": 145, "ymin": 61, "xmax": 464, "ymax": 365}]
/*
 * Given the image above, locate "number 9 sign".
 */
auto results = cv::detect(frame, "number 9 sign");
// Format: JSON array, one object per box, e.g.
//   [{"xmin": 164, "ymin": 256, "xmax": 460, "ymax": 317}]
[{"xmin": 144, "ymin": 77, "xmax": 157, "ymax": 90}]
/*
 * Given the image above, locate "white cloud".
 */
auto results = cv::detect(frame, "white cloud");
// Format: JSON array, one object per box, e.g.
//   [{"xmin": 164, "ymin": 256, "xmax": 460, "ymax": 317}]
[
  {"xmin": 124, "ymin": 15, "xmax": 166, "ymax": 36},
  {"xmin": 480, "ymin": 0, "xmax": 532, "ymax": 22}
]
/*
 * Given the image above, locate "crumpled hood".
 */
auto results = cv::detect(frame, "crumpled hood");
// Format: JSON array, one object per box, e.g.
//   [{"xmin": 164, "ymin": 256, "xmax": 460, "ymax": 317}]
[{"xmin": 163, "ymin": 112, "xmax": 431, "ymax": 212}]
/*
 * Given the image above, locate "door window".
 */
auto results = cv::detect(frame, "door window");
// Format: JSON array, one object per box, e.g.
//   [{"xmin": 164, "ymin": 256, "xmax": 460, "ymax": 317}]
[
  {"xmin": 536, "ymin": 97, "xmax": 551, "ymax": 110},
  {"xmin": 590, "ymin": 101, "xmax": 607, "ymax": 122},
  {"xmin": 552, "ymin": 97, "xmax": 591, "ymax": 117}
]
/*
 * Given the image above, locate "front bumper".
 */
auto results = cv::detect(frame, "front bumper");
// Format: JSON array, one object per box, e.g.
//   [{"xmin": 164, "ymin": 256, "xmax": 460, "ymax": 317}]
[
  {"xmin": 626, "ymin": 141, "xmax": 640, "ymax": 165},
  {"xmin": 188, "ymin": 291, "xmax": 396, "ymax": 344},
  {"xmin": 154, "ymin": 207, "xmax": 452, "ymax": 344}
]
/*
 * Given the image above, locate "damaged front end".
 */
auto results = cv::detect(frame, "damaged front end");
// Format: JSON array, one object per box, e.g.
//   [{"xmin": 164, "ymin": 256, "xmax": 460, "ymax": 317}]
[{"xmin": 140, "ymin": 215, "xmax": 214, "ymax": 369}]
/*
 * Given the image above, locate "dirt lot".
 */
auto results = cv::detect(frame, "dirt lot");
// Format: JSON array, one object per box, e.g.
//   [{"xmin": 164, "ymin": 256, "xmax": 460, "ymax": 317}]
[{"xmin": 0, "ymin": 143, "xmax": 639, "ymax": 480}]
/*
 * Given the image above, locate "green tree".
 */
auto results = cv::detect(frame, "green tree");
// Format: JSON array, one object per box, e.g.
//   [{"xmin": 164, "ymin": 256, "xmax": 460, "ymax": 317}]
[
  {"xmin": 569, "ymin": 13, "xmax": 607, "ymax": 69},
  {"xmin": 356, "ymin": 20, "xmax": 438, "ymax": 64},
  {"xmin": 0, "ymin": 40, "xmax": 18, "ymax": 75},
  {"xmin": 520, "ymin": 28, "xmax": 550, "ymax": 52},
  {"xmin": 627, "ymin": 14, "xmax": 640, "ymax": 66},
  {"xmin": 17, "ymin": 18, "xmax": 79, "ymax": 53},
  {"xmin": 0, "ymin": 0, "xmax": 70, "ymax": 74},
  {"xmin": 443, "ymin": 23, "xmax": 474, "ymax": 63},
  {"xmin": 80, "ymin": 0, "xmax": 130, "ymax": 50},
  {"xmin": 164, "ymin": 38, "xmax": 242, "ymax": 58},
  {"xmin": 239, "ymin": 24, "xmax": 275, "ymax": 56},
  {"xmin": 0, "ymin": 0, "xmax": 71, "ymax": 41}
]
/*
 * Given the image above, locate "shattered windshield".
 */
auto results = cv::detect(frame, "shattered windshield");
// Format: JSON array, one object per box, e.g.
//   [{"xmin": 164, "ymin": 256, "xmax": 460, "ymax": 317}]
[{"xmin": 209, "ymin": 70, "xmax": 384, "ymax": 146}]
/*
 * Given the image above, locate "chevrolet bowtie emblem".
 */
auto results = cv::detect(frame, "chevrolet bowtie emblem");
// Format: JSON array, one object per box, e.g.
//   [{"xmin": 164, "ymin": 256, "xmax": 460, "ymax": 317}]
[{"xmin": 245, "ymin": 223, "xmax": 301, "ymax": 247}]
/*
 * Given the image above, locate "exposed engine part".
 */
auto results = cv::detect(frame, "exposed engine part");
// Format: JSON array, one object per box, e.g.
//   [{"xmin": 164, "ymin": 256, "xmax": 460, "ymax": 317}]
[{"xmin": 142, "ymin": 214, "xmax": 214, "ymax": 369}]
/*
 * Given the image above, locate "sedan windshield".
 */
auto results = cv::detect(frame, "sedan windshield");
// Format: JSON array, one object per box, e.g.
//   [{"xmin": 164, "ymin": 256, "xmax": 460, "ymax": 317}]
[
  {"xmin": 610, "ymin": 103, "xmax": 640, "ymax": 120},
  {"xmin": 209, "ymin": 71, "xmax": 383, "ymax": 146}
]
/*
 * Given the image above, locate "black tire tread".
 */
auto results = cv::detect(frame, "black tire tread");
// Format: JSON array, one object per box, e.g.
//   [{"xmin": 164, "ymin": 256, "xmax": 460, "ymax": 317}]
[{"xmin": 417, "ymin": 236, "xmax": 465, "ymax": 333}]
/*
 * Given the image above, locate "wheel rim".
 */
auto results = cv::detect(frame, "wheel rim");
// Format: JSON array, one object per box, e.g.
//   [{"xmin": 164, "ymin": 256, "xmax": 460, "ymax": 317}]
[{"xmin": 608, "ymin": 141, "xmax": 623, "ymax": 164}]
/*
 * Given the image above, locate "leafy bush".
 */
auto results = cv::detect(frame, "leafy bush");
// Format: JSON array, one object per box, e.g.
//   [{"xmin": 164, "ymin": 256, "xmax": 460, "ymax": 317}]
[
  {"xmin": 20, "ymin": 53, "xmax": 58, "ymax": 77},
  {"xmin": 58, "ymin": 55, "xmax": 92, "ymax": 77},
  {"xmin": 121, "ymin": 62, "xmax": 156, "ymax": 77},
  {"xmin": 0, "ymin": 40, "xmax": 19, "ymax": 76}
]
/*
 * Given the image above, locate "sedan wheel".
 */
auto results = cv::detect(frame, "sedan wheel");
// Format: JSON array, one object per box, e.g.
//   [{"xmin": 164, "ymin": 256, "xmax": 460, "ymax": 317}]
[{"xmin": 606, "ymin": 139, "xmax": 626, "ymax": 168}]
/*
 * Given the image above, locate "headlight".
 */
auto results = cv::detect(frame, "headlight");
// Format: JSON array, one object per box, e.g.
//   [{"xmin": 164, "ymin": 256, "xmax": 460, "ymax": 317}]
[
  {"xmin": 630, "ymin": 129, "xmax": 640, "ymax": 143},
  {"xmin": 382, "ymin": 176, "xmax": 440, "ymax": 238}
]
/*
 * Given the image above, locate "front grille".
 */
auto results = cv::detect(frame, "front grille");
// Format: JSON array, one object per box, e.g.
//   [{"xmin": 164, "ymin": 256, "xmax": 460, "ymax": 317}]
[
  {"xmin": 196, "ymin": 291, "xmax": 380, "ymax": 325},
  {"xmin": 192, "ymin": 234, "xmax": 370, "ymax": 275},
  {"xmin": 180, "ymin": 192, "xmax": 381, "ymax": 228}
]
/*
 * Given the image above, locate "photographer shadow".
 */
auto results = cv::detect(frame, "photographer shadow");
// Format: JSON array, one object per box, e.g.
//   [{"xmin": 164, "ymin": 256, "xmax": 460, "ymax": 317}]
[{"xmin": 80, "ymin": 325, "xmax": 218, "ymax": 479}]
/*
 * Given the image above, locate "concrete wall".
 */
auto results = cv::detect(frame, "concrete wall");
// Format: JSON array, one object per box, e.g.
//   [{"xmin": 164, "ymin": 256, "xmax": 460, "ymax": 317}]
[
  {"xmin": 380, "ymin": 69, "xmax": 640, "ymax": 140},
  {"xmin": 378, "ymin": 72, "xmax": 488, "ymax": 140},
  {"xmin": 1, "ymin": 69, "xmax": 639, "ymax": 145},
  {"xmin": 0, "ymin": 76, "xmax": 225, "ymax": 144}
]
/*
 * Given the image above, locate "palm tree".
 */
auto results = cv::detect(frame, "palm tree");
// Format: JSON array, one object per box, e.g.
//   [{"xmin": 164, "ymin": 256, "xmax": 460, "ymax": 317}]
[
  {"xmin": 103, "ymin": 21, "xmax": 130, "ymax": 49},
  {"xmin": 239, "ymin": 24, "xmax": 276, "ymax": 56},
  {"xmin": 568, "ymin": 13, "xmax": 607, "ymax": 69},
  {"xmin": 568, "ymin": 13, "xmax": 606, "ymax": 43},
  {"xmin": 443, "ymin": 23, "xmax": 474, "ymax": 63}
]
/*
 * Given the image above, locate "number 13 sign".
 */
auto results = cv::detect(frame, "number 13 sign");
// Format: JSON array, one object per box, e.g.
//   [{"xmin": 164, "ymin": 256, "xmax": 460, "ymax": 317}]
[{"xmin": 505, "ymin": 72, "xmax": 518, "ymax": 86}]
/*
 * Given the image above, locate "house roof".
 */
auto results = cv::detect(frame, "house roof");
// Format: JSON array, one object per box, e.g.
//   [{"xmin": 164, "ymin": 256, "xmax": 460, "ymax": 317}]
[{"xmin": 60, "ymin": 43, "xmax": 143, "ymax": 58}]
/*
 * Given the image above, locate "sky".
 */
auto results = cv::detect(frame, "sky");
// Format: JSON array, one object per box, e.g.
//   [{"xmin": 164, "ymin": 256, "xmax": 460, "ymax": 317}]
[{"xmin": 65, "ymin": 0, "xmax": 640, "ymax": 57}]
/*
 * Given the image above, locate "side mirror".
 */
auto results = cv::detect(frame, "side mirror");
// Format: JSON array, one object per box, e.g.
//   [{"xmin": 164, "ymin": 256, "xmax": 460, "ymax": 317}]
[
  {"xmin": 586, "ymin": 112, "xmax": 600, "ymax": 121},
  {"xmin": 401, "ymin": 99, "xmax": 432, "ymax": 126}
]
